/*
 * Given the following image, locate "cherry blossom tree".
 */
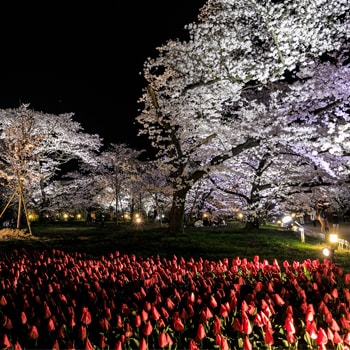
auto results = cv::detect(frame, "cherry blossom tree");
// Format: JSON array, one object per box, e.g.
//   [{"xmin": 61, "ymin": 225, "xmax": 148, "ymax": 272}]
[
  {"xmin": 95, "ymin": 143, "xmax": 145, "ymax": 224},
  {"xmin": 136, "ymin": 0, "xmax": 350, "ymax": 234},
  {"xmin": 0, "ymin": 104, "xmax": 103, "ymax": 224},
  {"xmin": 140, "ymin": 160, "xmax": 173, "ymax": 224}
]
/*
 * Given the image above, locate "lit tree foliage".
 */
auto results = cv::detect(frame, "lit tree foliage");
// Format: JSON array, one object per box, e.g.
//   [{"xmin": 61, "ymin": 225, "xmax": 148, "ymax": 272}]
[
  {"xmin": 136, "ymin": 0, "xmax": 350, "ymax": 234},
  {"xmin": 95, "ymin": 143, "xmax": 145, "ymax": 223},
  {"xmin": 0, "ymin": 104, "xmax": 103, "ymax": 221}
]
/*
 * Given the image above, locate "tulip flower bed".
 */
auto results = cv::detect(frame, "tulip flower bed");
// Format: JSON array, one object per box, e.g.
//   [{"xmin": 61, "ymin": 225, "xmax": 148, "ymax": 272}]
[{"xmin": 1, "ymin": 248, "xmax": 350, "ymax": 350}]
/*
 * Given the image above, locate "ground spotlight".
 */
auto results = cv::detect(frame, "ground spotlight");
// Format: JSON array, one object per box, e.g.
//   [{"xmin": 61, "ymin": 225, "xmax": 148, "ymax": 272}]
[
  {"xmin": 282, "ymin": 215, "xmax": 293, "ymax": 224},
  {"xmin": 322, "ymin": 247, "xmax": 334, "ymax": 263}
]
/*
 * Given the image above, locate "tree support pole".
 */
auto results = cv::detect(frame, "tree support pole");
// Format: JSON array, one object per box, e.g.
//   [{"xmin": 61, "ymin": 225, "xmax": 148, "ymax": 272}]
[
  {"xmin": 17, "ymin": 172, "xmax": 32, "ymax": 235},
  {"xmin": 0, "ymin": 189, "xmax": 18, "ymax": 220}
]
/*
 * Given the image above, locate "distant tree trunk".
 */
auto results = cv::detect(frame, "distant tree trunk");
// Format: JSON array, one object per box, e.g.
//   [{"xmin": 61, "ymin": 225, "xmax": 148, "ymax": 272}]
[
  {"xmin": 168, "ymin": 189, "xmax": 187, "ymax": 235},
  {"xmin": 245, "ymin": 218, "xmax": 260, "ymax": 229},
  {"xmin": 115, "ymin": 186, "xmax": 119, "ymax": 225},
  {"xmin": 17, "ymin": 196, "xmax": 22, "ymax": 229}
]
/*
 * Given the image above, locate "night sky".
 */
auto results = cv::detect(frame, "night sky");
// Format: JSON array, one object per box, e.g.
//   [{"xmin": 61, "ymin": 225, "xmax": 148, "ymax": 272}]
[{"xmin": 0, "ymin": 1, "xmax": 206, "ymax": 150}]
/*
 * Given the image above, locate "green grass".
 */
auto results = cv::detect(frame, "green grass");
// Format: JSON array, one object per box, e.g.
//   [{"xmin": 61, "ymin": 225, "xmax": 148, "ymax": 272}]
[{"xmin": 2, "ymin": 221, "xmax": 350, "ymax": 272}]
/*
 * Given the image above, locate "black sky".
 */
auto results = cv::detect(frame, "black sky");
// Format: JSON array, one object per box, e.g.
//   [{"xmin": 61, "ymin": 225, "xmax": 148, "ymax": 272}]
[{"xmin": 0, "ymin": 1, "xmax": 206, "ymax": 150}]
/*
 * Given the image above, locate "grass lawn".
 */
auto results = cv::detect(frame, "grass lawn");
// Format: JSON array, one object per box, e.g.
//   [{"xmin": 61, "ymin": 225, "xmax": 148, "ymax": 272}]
[{"xmin": 1, "ymin": 220, "xmax": 350, "ymax": 272}]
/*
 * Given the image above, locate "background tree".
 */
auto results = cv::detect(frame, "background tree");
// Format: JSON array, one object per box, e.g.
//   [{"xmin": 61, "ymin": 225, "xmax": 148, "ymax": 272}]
[
  {"xmin": 96, "ymin": 143, "xmax": 145, "ymax": 224},
  {"xmin": 141, "ymin": 160, "xmax": 174, "ymax": 224},
  {"xmin": 0, "ymin": 104, "xmax": 103, "ymax": 224},
  {"xmin": 136, "ymin": 0, "xmax": 350, "ymax": 234}
]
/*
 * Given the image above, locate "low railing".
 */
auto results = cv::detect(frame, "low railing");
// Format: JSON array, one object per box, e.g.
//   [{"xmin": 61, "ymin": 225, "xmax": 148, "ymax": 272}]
[{"xmin": 304, "ymin": 229, "xmax": 350, "ymax": 250}]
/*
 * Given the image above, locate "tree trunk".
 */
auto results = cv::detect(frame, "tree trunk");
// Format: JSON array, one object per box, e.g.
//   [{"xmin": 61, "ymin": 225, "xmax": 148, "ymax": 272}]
[
  {"xmin": 168, "ymin": 190, "xmax": 187, "ymax": 235},
  {"xmin": 245, "ymin": 220, "xmax": 260, "ymax": 229}
]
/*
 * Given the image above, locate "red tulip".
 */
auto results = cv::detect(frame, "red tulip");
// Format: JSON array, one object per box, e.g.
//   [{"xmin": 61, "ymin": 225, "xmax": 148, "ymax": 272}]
[
  {"xmin": 104, "ymin": 307, "xmax": 112, "ymax": 320},
  {"xmin": 160, "ymin": 307, "xmax": 169, "ymax": 319},
  {"xmin": 174, "ymin": 317, "xmax": 185, "ymax": 332},
  {"xmin": 144, "ymin": 301, "xmax": 151, "ymax": 312},
  {"xmin": 0, "ymin": 295, "xmax": 7, "ymax": 306},
  {"xmin": 0, "ymin": 334, "xmax": 12, "ymax": 348},
  {"xmin": 166, "ymin": 334, "xmax": 173, "ymax": 347},
  {"xmin": 188, "ymin": 339, "xmax": 200, "ymax": 350},
  {"xmin": 199, "ymin": 306, "xmax": 213, "ymax": 323},
  {"xmin": 306, "ymin": 320, "xmax": 318, "ymax": 339},
  {"xmin": 20, "ymin": 311, "xmax": 27, "ymax": 325},
  {"xmin": 273, "ymin": 293, "xmax": 285, "ymax": 306},
  {"xmin": 1, "ymin": 315, "xmax": 13, "ymax": 330},
  {"xmin": 187, "ymin": 304, "xmax": 195, "ymax": 318},
  {"xmin": 215, "ymin": 334, "xmax": 222, "ymax": 346},
  {"xmin": 125, "ymin": 322, "xmax": 133, "ymax": 337},
  {"xmin": 333, "ymin": 331, "xmax": 343, "ymax": 344},
  {"xmin": 213, "ymin": 316, "xmax": 221, "ymax": 335},
  {"xmin": 241, "ymin": 310, "xmax": 252, "ymax": 335},
  {"xmin": 325, "ymin": 311, "xmax": 333, "ymax": 324},
  {"xmin": 99, "ymin": 317, "xmax": 111, "ymax": 331},
  {"xmin": 60, "ymin": 293, "xmax": 68, "ymax": 304},
  {"xmin": 142, "ymin": 320, "xmax": 153, "ymax": 336},
  {"xmin": 166, "ymin": 297, "xmax": 175, "ymax": 310},
  {"xmin": 331, "ymin": 288, "xmax": 339, "ymax": 299},
  {"xmin": 69, "ymin": 315, "xmax": 76, "ymax": 328},
  {"xmin": 78, "ymin": 325, "xmax": 87, "ymax": 341},
  {"xmin": 344, "ymin": 330, "xmax": 350, "ymax": 345},
  {"xmin": 232, "ymin": 317, "xmax": 241, "ymax": 331},
  {"xmin": 81, "ymin": 308, "xmax": 92, "ymax": 325},
  {"xmin": 247, "ymin": 302, "xmax": 256, "ymax": 316},
  {"xmin": 28, "ymin": 325, "xmax": 39, "ymax": 340},
  {"xmin": 260, "ymin": 299, "xmax": 273, "ymax": 317},
  {"xmin": 57, "ymin": 325, "xmax": 66, "ymax": 339},
  {"xmin": 139, "ymin": 337, "xmax": 148, "ymax": 350},
  {"xmin": 284, "ymin": 315, "xmax": 295, "ymax": 334},
  {"xmin": 259, "ymin": 311, "xmax": 270, "ymax": 326},
  {"xmin": 158, "ymin": 332, "xmax": 168, "ymax": 348},
  {"xmin": 134, "ymin": 314, "xmax": 142, "ymax": 328},
  {"xmin": 52, "ymin": 339, "xmax": 60, "ymax": 350},
  {"xmin": 243, "ymin": 336, "xmax": 252, "ymax": 350},
  {"xmin": 330, "ymin": 318, "xmax": 340, "ymax": 332},
  {"xmin": 209, "ymin": 295, "xmax": 218, "ymax": 308},
  {"xmin": 267, "ymin": 282, "xmax": 275, "ymax": 293},
  {"xmin": 195, "ymin": 324, "xmax": 206, "ymax": 342},
  {"xmin": 43, "ymin": 302, "xmax": 52, "ymax": 319},
  {"xmin": 305, "ymin": 307, "xmax": 314, "ymax": 322},
  {"xmin": 326, "ymin": 327, "xmax": 334, "ymax": 342},
  {"xmin": 254, "ymin": 313, "xmax": 263, "ymax": 327},
  {"xmin": 13, "ymin": 341, "xmax": 23, "ymax": 350},
  {"xmin": 116, "ymin": 315, "xmax": 123, "ymax": 328},
  {"xmin": 141, "ymin": 309, "xmax": 149, "ymax": 322},
  {"xmin": 151, "ymin": 305, "xmax": 161, "ymax": 321},
  {"xmin": 340, "ymin": 316, "xmax": 350, "ymax": 329},
  {"xmin": 220, "ymin": 337, "xmax": 229, "ymax": 350},
  {"xmin": 114, "ymin": 340, "xmax": 123, "ymax": 350},
  {"xmin": 286, "ymin": 332, "xmax": 297, "ymax": 344},
  {"xmin": 264, "ymin": 326, "xmax": 274, "ymax": 345},
  {"xmin": 254, "ymin": 281, "xmax": 263, "ymax": 292},
  {"xmin": 85, "ymin": 338, "xmax": 94, "ymax": 350},
  {"xmin": 99, "ymin": 334, "xmax": 107, "ymax": 349},
  {"xmin": 157, "ymin": 318, "xmax": 166, "ymax": 329},
  {"xmin": 241, "ymin": 300, "xmax": 249, "ymax": 312},
  {"xmin": 47, "ymin": 317, "xmax": 55, "ymax": 332},
  {"xmin": 316, "ymin": 327, "xmax": 328, "ymax": 345}
]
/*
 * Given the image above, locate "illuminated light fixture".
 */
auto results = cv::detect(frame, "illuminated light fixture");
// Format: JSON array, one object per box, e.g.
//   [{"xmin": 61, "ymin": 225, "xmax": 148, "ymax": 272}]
[
  {"xmin": 322, "ymin": 247, "xmax": 335, "ymax": 263},
  {"xmin": 329, "ymin": 234, "xmax": 338, "ymax": 244},
  {"xmin": 282, "ymin": 215, "xmax": 293, "ymax": 224},
  {"xmin": 322, "ymin": 247, "xmax": 332, "ymax": 257}
]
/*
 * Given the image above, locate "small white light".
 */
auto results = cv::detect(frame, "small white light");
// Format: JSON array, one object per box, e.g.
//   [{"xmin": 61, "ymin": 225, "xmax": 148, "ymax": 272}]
[
  {"xmin": 330, "ymin": 234, "xmax": 338, "ymax": 243},
  {"xmin": 322, "ymin": 247, "xmax": 331, "ymax": 257},
  {"xmin": 282, "ymin": 215, "xmax": 292, "ymax": 224}
]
